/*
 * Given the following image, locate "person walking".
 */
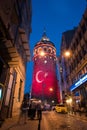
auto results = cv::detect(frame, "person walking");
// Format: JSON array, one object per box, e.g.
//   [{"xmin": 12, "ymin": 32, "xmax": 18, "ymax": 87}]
[
  {"xmin": 30, "ymin": 101, "xmax": 37, "ymax": 119},
  {"xmin": 36, "ymin": 102, "xmax": 42, "ymax": 120},
  {"xmin": 18, "ymin": 98, "xmax": 29, "ymax": 124}
]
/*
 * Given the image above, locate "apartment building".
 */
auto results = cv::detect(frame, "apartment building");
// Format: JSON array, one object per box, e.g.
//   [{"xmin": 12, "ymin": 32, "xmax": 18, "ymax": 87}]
[
  {"xmin": 0, "ymin": 0, "xmax": 32, "ymax": 119},
  {"xmin": 60, "ymin": 8, "xmax": 87, "ymax": 109}
]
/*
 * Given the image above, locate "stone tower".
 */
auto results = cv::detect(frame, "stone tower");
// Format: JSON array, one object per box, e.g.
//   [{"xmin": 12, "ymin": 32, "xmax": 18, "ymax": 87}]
[{"xmin": 31, "ymin": 32, "xmax": 60, "ymax": 105}]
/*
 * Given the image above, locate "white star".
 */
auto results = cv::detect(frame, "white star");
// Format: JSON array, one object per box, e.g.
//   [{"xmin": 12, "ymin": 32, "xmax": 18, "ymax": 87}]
[{"xmin": 44, "ymin": 72, "xmax": 48, "ymax": 78}]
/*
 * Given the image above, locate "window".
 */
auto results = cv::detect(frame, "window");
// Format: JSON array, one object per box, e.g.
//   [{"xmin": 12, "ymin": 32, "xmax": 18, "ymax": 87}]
[
  {"xmin": 78, "ymin": 71, "xmax": 82, "ymax": 79},
  {"xmin": 82, "ymin": 24, "xmax": 86, "ymax": 34},
  {"xmin": 0, "ymin": 58, "xmax": 3, "ymax": 77},
  {"xmin": 18, "ymin": 79, "xmax": 23, "ymax": 102},
  {"xmin": 85, "ymin": 64, "xmax": 87, "ymax": 73},
  {"xmin": 78, "ymin": 32, "xmax": 82, "ymax": 40},
  {"xmin": 43, "ymin": 47, "xmax": 47, "ymax": 52},
  {"xmin": 75, "ymin": 38, "xmax": 79, "ymax": 46}
]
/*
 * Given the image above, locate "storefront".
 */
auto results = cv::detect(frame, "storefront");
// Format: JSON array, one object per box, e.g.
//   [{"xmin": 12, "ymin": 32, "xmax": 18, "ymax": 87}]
[
  {"xmin": 70, "ymin": 73, "xmax": 87, "ymax": 111},
  {"xmin": 0, "ymin": 83, "xmax": 4, "ymax": 110}
]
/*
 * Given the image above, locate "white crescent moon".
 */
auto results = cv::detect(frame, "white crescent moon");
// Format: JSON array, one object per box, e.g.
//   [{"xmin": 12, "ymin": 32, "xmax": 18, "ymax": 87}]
[{"xmin": 36, "ymin": 71, "xmax": 44, "ymax": 83}]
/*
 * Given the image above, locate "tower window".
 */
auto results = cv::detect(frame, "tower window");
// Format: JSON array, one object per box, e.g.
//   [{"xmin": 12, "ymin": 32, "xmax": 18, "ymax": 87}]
[{"xmin": 43, "ymin": 47, "xmax": 47, "ymax": 52}]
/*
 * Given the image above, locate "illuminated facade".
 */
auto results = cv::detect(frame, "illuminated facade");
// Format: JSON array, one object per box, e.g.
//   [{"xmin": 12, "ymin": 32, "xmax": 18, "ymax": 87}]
[
  {"xmin": 32, "ymin": 32, "xmax": 60, "ymax": 104},
  {"xmin": 60, "ymin": 8, "xmax": 87, "ymax": 109},
  {"xmin": 69, "ymin": 8, "xmax": 87, "ymax": 108}
]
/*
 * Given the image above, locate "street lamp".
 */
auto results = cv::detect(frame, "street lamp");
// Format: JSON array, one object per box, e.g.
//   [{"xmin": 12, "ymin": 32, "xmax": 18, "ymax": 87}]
[
  {"xmin": 66, "ymin": 97, "xmax": 72, "ymax": 112},
  {"xmin": 49, "ymin": 87, "xmax": 53, "ymax": 92},
  {"xmin": 66, "ymin": 97, "xmax": 72, "ymax": 105},
  {"xmin": 64, "ymin": 51, "xmax": 71, "ymax": 57},
  {"xmin": 57, "ymin": 50, "xmax": 71, "ymax": 104}
]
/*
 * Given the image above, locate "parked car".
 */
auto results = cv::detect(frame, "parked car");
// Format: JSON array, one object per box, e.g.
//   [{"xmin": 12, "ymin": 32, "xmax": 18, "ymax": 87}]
[{"xmin": 55, "ymin": 104, "xmax": 68, "ymax": 113}]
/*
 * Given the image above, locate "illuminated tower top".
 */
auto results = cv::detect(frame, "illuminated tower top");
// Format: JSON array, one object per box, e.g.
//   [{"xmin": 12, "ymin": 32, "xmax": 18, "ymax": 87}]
[{"xmin": 33, "ymin": 31, "xmax": 56, "ymax": 61}]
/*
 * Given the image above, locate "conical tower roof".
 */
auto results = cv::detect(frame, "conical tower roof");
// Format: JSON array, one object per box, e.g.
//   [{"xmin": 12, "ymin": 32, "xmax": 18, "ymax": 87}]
[
  {"xmin": 40, "ymin": 30, "xmax": 50, "ymax": 42},
  {"xmin": 35, "ymin": 30, "xmax": 55, "ymax": 47}
]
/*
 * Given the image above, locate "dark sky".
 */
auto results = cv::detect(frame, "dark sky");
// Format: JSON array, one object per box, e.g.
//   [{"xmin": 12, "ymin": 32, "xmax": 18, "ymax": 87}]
[{"xmin": 24, "ymin": 0, "xmax": 86, "ymax": 93}]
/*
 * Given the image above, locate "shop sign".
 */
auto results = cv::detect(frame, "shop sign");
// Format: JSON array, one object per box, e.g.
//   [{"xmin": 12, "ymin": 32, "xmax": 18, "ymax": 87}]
[{"xmin": 70, "ymin": 73, "xmax": 87, "ymax": 91}]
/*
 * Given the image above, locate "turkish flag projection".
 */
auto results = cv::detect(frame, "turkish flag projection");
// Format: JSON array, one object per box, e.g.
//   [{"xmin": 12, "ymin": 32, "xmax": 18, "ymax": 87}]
[{"xmin": 31, "ymin": 56, "xmax": 60, "ymax": 104}]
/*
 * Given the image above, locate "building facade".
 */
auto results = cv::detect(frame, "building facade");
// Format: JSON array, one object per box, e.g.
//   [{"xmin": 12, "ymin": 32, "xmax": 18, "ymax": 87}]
[
  {"xmin": 0, "ymin": 0, "xmax": 32, "ymax": 119},
  {"xmin": 69, "ymin": 8, "xmax": 87, "ymax": 109},
  {"xmin": 31, "ymin": 32, "xmax": 60, "ymax": 105},
  {"xmin": 60, "ymin": 8, "xmax": 87, "ymax": 110},
  {"xmin": 59, "ymin": 29, "xmax": 76, "ymax": 103}
]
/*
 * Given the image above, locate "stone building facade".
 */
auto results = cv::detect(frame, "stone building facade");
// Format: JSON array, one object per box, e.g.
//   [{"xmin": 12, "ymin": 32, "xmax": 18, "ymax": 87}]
[{"xmin": 0, "ymin": 0, "xmax": 32, "ymax": 119}]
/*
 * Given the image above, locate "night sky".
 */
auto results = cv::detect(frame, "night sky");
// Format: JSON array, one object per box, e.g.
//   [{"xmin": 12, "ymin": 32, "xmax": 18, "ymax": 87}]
[{"xmin": 24, "ymin": 0, "xmax": 86, "ymax": 93}]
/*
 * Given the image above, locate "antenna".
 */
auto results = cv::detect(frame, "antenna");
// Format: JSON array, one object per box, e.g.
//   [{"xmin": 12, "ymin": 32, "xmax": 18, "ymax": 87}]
[{"xmin": 43, "ymin": 27, "xmax": 46, "ymax": 33}]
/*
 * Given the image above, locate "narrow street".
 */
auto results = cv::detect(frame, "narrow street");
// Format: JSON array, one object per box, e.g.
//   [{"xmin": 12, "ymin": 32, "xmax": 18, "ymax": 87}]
[
  {"xmin": 42, "ymin": 111, "xmax": 87, "ymax": 130},
  {"xmin": 1, "ymin": 111, "xmax": 87, "ymax": 130}
]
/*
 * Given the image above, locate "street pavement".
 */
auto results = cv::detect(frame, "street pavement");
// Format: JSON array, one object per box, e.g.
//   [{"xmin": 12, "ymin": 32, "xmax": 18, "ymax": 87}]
[
  {"xmin": 0, "ymin": 115, "xmax": 45, "ymax": 130},
  {"xmin": 0, "ymin": 111, "xmax": 87, "ymax": 130},
  {"xmin": 68, "ymin": 111, "xmax": 87, "ymax": 121}
]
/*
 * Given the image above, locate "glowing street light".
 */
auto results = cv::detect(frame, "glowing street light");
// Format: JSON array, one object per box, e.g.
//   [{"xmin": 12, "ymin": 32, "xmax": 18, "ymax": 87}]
[
  {"xmin": 66, "ymin": 98, "xmax": 72, "ymax": 104},
  {"xmin": 49, "ymin": 87, "xmax": 53, "ymax": 92},
  {"xmin": 57, "ymin": 50, "xmax": 72, "ymax": 104},
  {"xmin": 63, "ymin": 50, "xmax": 71, "ymax": 58}
]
